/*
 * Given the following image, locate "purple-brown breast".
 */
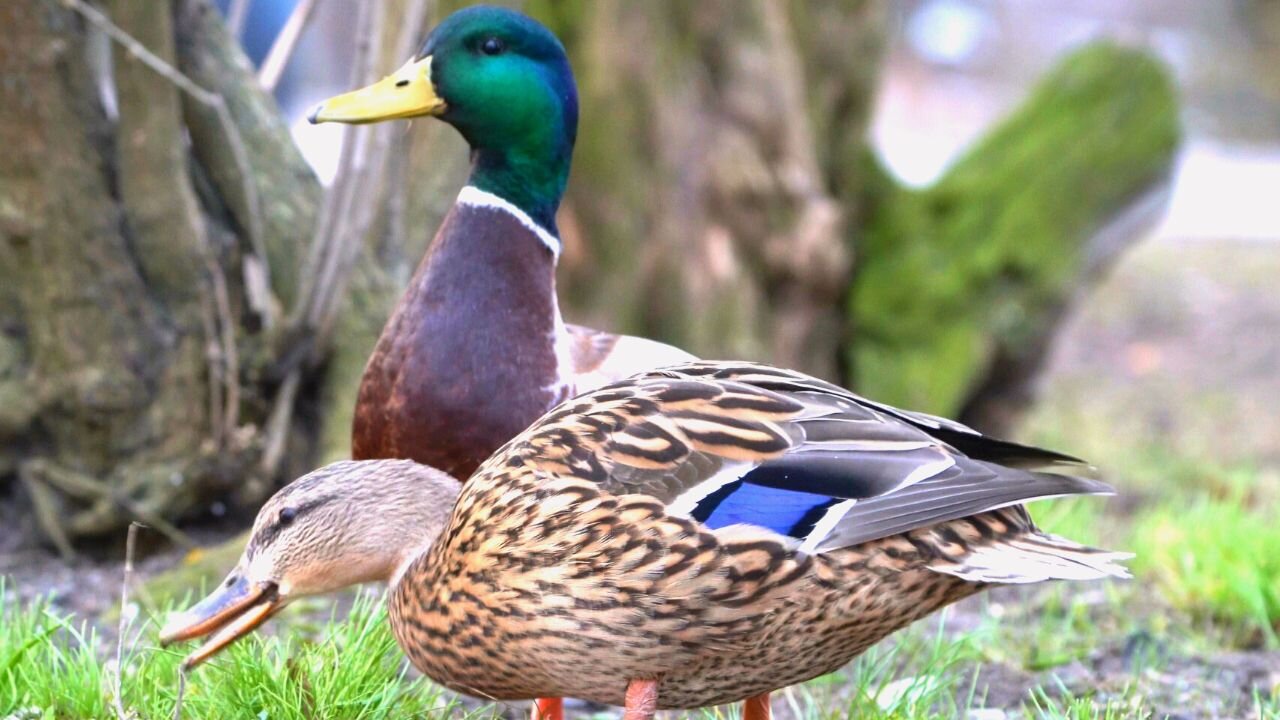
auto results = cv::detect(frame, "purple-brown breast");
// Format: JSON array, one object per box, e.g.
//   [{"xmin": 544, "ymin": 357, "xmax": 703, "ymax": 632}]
[{"xmin": 351, "ymin": 203, "xmax": 563, "ymax": 480}]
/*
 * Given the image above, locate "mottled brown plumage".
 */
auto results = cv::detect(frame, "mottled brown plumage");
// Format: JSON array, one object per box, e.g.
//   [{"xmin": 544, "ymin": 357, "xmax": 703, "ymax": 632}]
[
  {"xmin": 389, "ymin": 363, "xmax": 1128, "ymax": 708},
  {"xmin": 393, "ymin": 485, "xmax": 999, "ymax": 707},
  {"xmin": 164, "ymin": 363, "xmax": 1128, "ymax": 714}
]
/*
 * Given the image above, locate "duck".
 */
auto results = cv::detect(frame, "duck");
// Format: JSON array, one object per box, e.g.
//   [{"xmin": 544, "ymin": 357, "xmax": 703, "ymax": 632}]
[
  {"xmin": 161, "ymin": 362, "xmax": 1129, "ymax": 720},
  {"xmin": 308, "ymin": 5, "xmax": 694, "ymax": 480}
]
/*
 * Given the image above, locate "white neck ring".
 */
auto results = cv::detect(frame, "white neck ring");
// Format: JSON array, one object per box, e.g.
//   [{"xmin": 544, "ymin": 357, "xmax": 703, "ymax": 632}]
[{"xmin": 456, "ymin": 185, "xmax": 562, "ymax": 258}]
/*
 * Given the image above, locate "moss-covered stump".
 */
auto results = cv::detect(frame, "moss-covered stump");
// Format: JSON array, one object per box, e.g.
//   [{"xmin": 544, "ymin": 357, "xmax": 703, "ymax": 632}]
[{"xmin": 849, "ymin": 42, "xmax": 1180, "ymax": 422}]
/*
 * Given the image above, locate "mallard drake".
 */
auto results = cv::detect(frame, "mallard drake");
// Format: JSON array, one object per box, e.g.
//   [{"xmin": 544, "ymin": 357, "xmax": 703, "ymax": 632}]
[
  {"xmin": 309, "ymin": 6, "xmax": 693, "ymax": 480},
  {"xmin": 161, "ymin": 362, "xmax": 1129, "ymax": 719}
]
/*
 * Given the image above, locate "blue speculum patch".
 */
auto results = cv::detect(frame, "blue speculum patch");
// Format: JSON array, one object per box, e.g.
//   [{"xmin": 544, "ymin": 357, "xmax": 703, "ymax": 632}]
[{"xmin": 692, "ymin": 480, "xmax": 841, "ymax": 539}]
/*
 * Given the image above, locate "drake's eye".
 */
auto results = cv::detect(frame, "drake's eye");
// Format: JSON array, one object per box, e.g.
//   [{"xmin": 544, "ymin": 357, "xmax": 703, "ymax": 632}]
[
  {"xmin": 278, "ymin": 507, "xmax": 297, "ymax": 526},
  {"xmin": 480, "ymin": 37, "xmax": 505, "ymax": 56}
]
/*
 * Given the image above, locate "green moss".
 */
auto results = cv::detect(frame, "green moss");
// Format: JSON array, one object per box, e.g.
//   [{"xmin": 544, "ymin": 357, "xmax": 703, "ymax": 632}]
[{"xmin": 849, "ymin": 42, "xmax": 1180, "ymax": 414}]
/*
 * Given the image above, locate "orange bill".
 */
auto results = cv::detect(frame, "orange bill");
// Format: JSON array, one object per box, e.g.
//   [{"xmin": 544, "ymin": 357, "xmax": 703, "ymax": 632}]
[{"xmin": 159, "ymin": 574, "xmax": 283, "ymax": 670}]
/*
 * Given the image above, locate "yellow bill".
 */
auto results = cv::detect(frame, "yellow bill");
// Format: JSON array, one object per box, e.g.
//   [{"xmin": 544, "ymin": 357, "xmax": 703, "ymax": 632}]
[{"xmin": 308, "ymin": 56, "xmax": 446, "ymax": 125}]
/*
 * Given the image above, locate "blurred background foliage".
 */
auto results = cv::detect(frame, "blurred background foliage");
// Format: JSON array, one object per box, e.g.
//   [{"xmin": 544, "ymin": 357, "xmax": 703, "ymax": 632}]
[{"xmin": 0, "ymin": 0, "xmax": 1188, "ymax": 549}]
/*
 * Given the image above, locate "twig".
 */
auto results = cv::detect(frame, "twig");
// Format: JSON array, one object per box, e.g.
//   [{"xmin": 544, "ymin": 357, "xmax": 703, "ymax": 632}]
[
  {"xmin": 204, "ymin": 253, "xmax": 241, "ymax": 438},
  {"xmin": 288, "ymin": 0, "xmax": 383, "ymax": 332},
  {"xmin": 62, "ymin": 0, "xmax": 274, "ymax": 330},
  {"xmin": 172, "ymin": 665, "xmax": 188, "ymax": 720},
  {"xmin": 261, "ymin": 0, "xmax": 388, "ymax": 485},
  {"xmin": 28, "ymin": 458, "xmax": 196, "ymax": 548},
  {"xmin": 226, "ymin": 0, "xmax": 253, "ymax": 38},
  {"xmin": 258, "ymin": 0, "xmax": 320, "ymax": 93},
  {"xmin": 308, "ymin": 0, "xmax": 440, "ymax": 344},
  {"xmin": 342, "ymin": 0, "xmax": 437, "ymax": 274},
  {"xmin": 193, "ymin": 228, "xmax": 240, "ymax": 446},
  {"xmin": 256, "ymin": 369, "xmax": 301, "ymax": 483},
  {"xmin": 20, "ymin": 463, "xmax": 76, "ymax": 559},
  {"xmin": 112, "ymin": 522, "xmax": 142, "ymax": 720},
  {"xmin": 394, "ymin": 0, "xmax": 434, "ymax": 61},
  {"xmin": 198, "ymin": 293, "xmax": 226, "ymax": 446}
]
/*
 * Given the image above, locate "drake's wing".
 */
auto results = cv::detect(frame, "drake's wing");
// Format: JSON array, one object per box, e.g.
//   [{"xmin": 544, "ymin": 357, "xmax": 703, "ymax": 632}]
[{"xmin": 498, "ymin": 362, "xmax": 1112, "ymax": 553}]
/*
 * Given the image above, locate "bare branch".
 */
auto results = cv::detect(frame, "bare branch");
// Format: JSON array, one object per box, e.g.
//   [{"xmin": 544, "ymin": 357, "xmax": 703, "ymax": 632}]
[
  {"xmin": 256, "ymin": 369, "xmax": 301, "ymax": 484},
  {"xmin": 205, "ymin": 253, "xmax": 241, "ymax": 439},
  {"xmin": 374, "ymin": 2, "xmax": 434, "ymax": 262},
  {"xmin": 258, "ymin": 0, "xmax": 410, "ymax": 486},
  {"xmin": 258, "ymin": 0, "xmax": 320, "ymax": 93},
  {"xmin": 199, "ymin": 297, "xmax": 225, "ymax": 446},
  {"xmin": 308, "ymin": 0, "xmax": 434, "ymax": 344},
  {"xmin": 227, "ymin": 0, "xmax": 253, "ymax": 38},
  {"xmin": 289, "ymin": 0, "xmax": 385, "ymax": 333},
  {"xmin": 393, "ymin": 0, "xmax": 433, "ymax": 60}
]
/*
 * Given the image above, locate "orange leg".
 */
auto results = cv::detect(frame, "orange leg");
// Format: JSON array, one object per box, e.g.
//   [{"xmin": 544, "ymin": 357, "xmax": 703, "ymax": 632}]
[
  {"xmin": 623, "ymin": 679, "xmax": 659, "ymax": 720},
  {"xmin": 532, "ymin": 697, "xmax": 563, "ymax": 720},
  {"xmin": 743, "ymin": 692, "xmax": 771, "ymax": 720}
]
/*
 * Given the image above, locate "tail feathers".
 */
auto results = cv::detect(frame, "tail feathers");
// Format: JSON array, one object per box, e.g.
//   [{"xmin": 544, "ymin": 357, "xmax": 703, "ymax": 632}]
[{"xmin": 929, "ymin": 533, "xmax": 1132, "ymax": 584}]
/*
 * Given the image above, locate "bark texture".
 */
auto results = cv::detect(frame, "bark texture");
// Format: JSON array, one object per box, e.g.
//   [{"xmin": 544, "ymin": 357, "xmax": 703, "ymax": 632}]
[{"xmin": 0, "ymin": 0, "xmax": 324, "ymax": 553}]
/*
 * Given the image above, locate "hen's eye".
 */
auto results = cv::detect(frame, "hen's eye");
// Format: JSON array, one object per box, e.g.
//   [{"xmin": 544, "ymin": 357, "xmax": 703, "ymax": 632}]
[
  {"xmin": 480, "ymin": 37, "xmax": 505, "ymax": 56},
  {"xmin": 278, "ymin": 507, "xmax": 298, "ymax": 526}
]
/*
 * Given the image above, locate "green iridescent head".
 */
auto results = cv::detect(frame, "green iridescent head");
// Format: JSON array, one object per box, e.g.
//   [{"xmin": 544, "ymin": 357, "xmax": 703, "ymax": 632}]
[{"xmin": 311, "ymin": 5, "xmax": 578, "ymax": 234}]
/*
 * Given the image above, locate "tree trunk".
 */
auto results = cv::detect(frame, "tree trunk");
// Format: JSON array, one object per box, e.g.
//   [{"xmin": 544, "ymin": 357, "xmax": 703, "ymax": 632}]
[
  {"xmin": 0, "ymin": 0, "xmax": 327, "ymax": 554},
  {"xmin": 536, "ymin": 0, "xmax": 885, "ymax": 380}
]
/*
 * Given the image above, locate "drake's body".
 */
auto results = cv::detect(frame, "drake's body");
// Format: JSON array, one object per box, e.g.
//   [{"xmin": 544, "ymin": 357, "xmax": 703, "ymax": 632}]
[
  {"xmin": 353, "ymin": 192, "xmax": 564, "ymax": 475},
  {"xmin": 352, "ymin": 188, "xmax": 691, "ymax": 476},
  {"xmin": 327, "ymin": 8, "xmax": 692, "ymax": 479},
  {"xmin": 312, "ymin": 9, "xmax": 691, "ymax": 715}
]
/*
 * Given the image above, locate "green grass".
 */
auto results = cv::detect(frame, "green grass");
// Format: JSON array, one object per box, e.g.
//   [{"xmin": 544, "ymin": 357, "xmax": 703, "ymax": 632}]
[
  {"xmin": 8, "ymin": 481, "xmax": 1276, "ymax": 718},
  {"xmin": 1032, "ymin": 490, "xmax": 1280, "ymax": 648},
  {"xmin": 1129, "ymin": 497, "xmax": 1280, "ymax": 647},
  {"xmin": 1028, "ymin": 497, "xmax": 1109, "ymax": 548},
  {"xmin": 675, "ymin": 624, "xmax": 980, "ymax": 720},
  {"xmin": 4, "ymin": 582, "xmax": 1169, "ymax": 720},
  {"xmin": 0, "ymin": 585, "xmax": 108, "ymax": 718},
  {"xmin": 6, "ymin": 469, "xmax": 1278, "ymax": 718},
  {"xmin": 0, "ymin": 584, "xmax": 478, "ymax": 719},
  {"xmin": 983, "ymin": 587, "xmax": 1116, "ymax": 672},
  {"xmin": 777, "ymin": 614, "xmax": 983, "ymax": 719},
  {"xmin": 1255, "ymin": 689, "xmax": 1280, "ymax": 720},
  {"xmin": 1025, "ymin": 384, "xmax": 1280, "ymax": 649},
  {"xmin": 1023, "ymin": 683, "xmax": 1152, "ymax": 720}
]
